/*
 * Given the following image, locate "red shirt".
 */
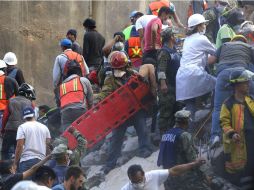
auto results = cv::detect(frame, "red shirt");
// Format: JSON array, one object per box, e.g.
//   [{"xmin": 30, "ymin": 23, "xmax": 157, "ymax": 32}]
[{"xmin": 144, "ymin": 17, "xmax": 162, "ymax": 52}]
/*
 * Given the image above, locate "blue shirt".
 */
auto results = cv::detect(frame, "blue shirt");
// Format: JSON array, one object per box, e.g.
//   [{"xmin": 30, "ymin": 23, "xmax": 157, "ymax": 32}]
[
  {"xmin": 52, "ymin": 165, "xmax": 68, "ymax": 186},
  {"xmin": 52, "ymin": 184, "xmax": 65, "ymax": 190}
]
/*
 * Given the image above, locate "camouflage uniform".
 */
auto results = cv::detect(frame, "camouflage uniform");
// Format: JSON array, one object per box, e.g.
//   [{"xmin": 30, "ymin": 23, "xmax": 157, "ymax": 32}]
[
  {"xmin": 164, "ymin": 132, "xmax": 209, "ymax": 190},
  {"xmin": 157, "ymin": 45, "xmax": 182, "ymax": 134},
  {"xmin": 163, "ymin": 131, "xmax": 210, "ymax": 190},
  {"xmin": 53, "ymin": 129, "xmax": 87, "ymax": 165}
]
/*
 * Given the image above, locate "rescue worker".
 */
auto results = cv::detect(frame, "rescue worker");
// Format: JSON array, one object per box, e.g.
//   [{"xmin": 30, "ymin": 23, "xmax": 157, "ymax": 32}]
[
  {"xmin": 59, "ymin": 58, "xmax": 93, "ymax": 132},
  {"xmin": 1, "ymin": 83, "xmax": 35, "ymax": 160},
  {"xmin": 220, "ymin": 69, "xmax": 254, "ymax": 189},
  {"xmin": 95, "ymin": 51, "xmax": 155, "ymax": 174},
  {"xmin": 209, "ymin": 35, "xmax": 254, "ymax": 146},
  {"xmin": 3, "ymin": 52, "xmax": 25, "ymax": 86},
  {"xmin": 203, "ymin": 0, "xmax": 229, "ymax": 43},
  {"xmin": 147, "ymin": 1, "xmax": 184, "ymax": 28},
  {"xmin": 51, "ymin": 144, "xmax": 72, "ymax": 186},
  {"xmin": 216, "ymin": 8, "xmax": 245, "ymax": 48},
  {"xmin": 83, "ymin": 18, "xmax": 105, "ymax": 69},
  {"xmin": 125, "ymin": 24, "xmax": 143, "ymax": 68},
  {"xmin": 157, "ymin": 27, "xmax": 182, "ymax": 135},
  {"xmin": 0, "ymin": 60, "xmax": 18, "ymax": 132},
  {"xmin": 66, "ymin": 29, "xmax": 83, "ymax": 55},
  {"xmin": 51, "ymin": 126, "xmax": 87, "ymax": 166},
  {"xmin": 157, "ymin": 110, "xmax": 210, "ymax": 190},
  {"xmin": 123, "ymin": 11, "xmax": 143, "ymax": 41},
  {"xmin": 53, "ymin": 38, "xmax": 89, "ymax": 107},
  {"xmin": 122, "ymin": 158, "xmax": 206, "ymax": 190},
  {"xmin": 238, "ymin": 21, "xmax": 254, "ymax": 45},
  {"xmin": 176, "ymin": 14, "xmax": 216, "ymax": 120}
]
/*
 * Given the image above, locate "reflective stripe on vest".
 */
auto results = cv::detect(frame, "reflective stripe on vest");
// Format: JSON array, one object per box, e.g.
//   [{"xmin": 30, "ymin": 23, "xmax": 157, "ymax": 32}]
[
  {"xmin": 149, "ymin": 0, "xmax": 169, "ymax": 16},
  {"xmin": 59, "ymin": 77, "xmax": 85, "ymax": 108},
  {"xmin": 128, "ymin": 37, "xmax": 142, "ymax": 58},
  {"xmin": 64, "ymin": 51, "xmax": 86, "ymax": 76},
  {"xmin": 0, "ymin": 75, "xmax": 8, "ymax": 111}
]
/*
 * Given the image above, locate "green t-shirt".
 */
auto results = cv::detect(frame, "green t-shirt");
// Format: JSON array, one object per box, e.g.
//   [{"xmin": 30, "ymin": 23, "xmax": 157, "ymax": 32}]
[
  {"xmin": 216, "ymin": 24, "xmax": 235, "ymax": 48},
  {"xmin": 122, "ymin": 25, "xmax": 134, "ymax": 40}
]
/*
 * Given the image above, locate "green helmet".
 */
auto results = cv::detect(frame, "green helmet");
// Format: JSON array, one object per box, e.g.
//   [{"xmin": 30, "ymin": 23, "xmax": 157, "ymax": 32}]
[{"xmin": 229, "ymin": 69, "xmax": 254, "ymax": 84}]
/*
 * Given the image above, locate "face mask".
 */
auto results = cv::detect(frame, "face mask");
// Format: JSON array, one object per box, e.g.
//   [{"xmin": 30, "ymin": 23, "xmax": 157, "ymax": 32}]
[
  {"xmin": 216, "ymin": 5, "xmax": 225, "ymax": 14},
  {"xmin": 113, "ymin": 69, "xmax": 126, "ymax": 78},
  {"xmin": 200, "ymin": 28, "xmax": 206, "ymax": 35},
  {"xmin": 132, "ymin": 182, "xmax": 145, "ymax": 189}
]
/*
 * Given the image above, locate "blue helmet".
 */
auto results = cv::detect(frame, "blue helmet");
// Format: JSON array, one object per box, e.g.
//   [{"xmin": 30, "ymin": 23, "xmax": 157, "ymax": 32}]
[{"xmin": 60, "ymin": 38, "xmax": 72, "ymax": 48}]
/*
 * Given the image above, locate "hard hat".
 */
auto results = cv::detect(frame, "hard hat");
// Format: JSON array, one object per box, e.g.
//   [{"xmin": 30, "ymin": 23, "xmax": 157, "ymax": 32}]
[
  {"xmin": 0, "ymin": 60, "xmax": 7, "ymax": 69},
  {"xmin": 18, "ymin": 83, "xmax": 36, "ymax": 100},
  {"xmin": 52, "ymin": 144, "xmax": 73, "ymax": 158},
  {"xmin": 175, "ymin": 110, "xmax": 191, "ymax": 122},
  {"xmin": 60, "ymin": 38, "xmax": 72, "ymax": 48},
  {"xmin": 108, "ymin": 51, "xmax": 128, "ymax": 69},
  {"xmin": 11, "ymin": 180, "xmax": 51, "ymax": 190},
  {"xmin": 3, "ymin": 52, "xmax": 17, "ymax": 66},
  {"xmin": 229, "ymin": 69, "xmax": 254, "ymax": 84},
  {"xmin": 188, "ymin": 14, "xmax": 209, "ymax": 28},
  {"xmin": 231, "ymin": 34, "xmax": 247, "ymax": 43}
]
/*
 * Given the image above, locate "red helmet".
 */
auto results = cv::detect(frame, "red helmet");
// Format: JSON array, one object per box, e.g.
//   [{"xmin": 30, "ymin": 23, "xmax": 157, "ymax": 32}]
[{"xmin": 108, "ymin": 51, "xmax": 128, "ymax": 69}]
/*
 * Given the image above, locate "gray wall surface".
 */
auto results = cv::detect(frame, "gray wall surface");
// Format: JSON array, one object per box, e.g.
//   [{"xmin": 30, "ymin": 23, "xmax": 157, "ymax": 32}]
[{"xmin": 0, "ymin": 0, "xmax": 189, "ymax": 106}]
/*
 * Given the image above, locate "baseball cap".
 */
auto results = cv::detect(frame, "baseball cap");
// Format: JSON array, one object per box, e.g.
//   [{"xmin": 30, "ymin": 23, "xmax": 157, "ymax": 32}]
[
  {"xmin": 175, "ymin": 110, "xmax": 191, "ymax": 121},
  {"xmin": 23, "ymin": 106, "xmax": 35, "ymax": 119}
]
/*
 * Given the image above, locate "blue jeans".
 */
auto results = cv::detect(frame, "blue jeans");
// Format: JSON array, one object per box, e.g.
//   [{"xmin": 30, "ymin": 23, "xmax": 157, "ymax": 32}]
[
  {"xmin": 211, "ymin": 67, "xmax": 254, "ymax": 141},
  {"xmin": 19, "ymin": 158, "xmax": 41, "ymax": 179},
  {"xmin": 105, "ymin": 110, "xmax": 151, "ymax": 168}
]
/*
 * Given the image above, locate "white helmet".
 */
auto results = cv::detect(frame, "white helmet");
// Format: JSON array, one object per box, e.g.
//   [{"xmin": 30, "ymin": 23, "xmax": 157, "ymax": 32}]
[
  {"xmin": 3, "ymin": 52, "xmax": 17, "ymax": 65},
  {"xmin": 0, "ymin": 60, "xmax": 7, "ymax": 69},
  {"xmin": 188, "ymin": 14, "xmax": 209, "ymax": 28}
]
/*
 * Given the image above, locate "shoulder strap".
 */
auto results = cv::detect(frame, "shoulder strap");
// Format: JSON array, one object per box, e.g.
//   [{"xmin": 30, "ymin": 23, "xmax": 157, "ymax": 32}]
[{"xmin": 8, "ymin": 68, "xmax": 18, "ymax": 79}]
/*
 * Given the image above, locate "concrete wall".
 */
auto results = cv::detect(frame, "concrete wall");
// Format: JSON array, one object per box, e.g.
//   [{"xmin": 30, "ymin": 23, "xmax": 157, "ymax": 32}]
[{"xmin": 0, "ymin": 0, "xmax": 189, "ymax": 106}]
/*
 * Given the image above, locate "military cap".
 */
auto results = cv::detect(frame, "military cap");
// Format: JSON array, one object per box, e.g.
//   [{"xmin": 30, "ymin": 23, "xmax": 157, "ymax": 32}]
[
  {"xmin": 175, "ymin": 110, "xmax": 191, "ymax": 121},
  {"xmin": 52, "ymin": 144, "xmax": 72, "ymax": 158}
]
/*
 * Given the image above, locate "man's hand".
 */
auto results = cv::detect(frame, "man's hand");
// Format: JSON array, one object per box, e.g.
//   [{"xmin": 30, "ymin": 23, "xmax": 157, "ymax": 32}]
[
  {"xmin": 232, "ymin": 133, "xmax": 241, "ymax": 143},
  {"xmin": 160, "ymin": 80, "xmax": 168, "ymax": 94},
  {"xmin": 194, "ymin": 158, "xmax": 206, "ymax": 167},
  {"xmin": 68, "ymin": 127, "xmax": 76, "ymax": 134}
]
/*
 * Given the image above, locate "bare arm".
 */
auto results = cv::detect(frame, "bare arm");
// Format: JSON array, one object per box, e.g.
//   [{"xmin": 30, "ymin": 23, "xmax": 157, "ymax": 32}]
[
  {"xmin": 208, "ymin": 55, "xmax": 217, "ymax": 65},
  {"xmin": 22, "ymin": 154, "xmax": 52, "ymax": 179},
  {"xmin": 173, "ymin": 13, "xmax": 185, "ymax": 28},
  {"xmin": 102, "ymin": 35, "xmax": 121, "ymax": 57},
  {"xmin": 46, "ymin": 138, "xmax": 51, "ymax": 156},
  {"xmin": 14, "ymin": 139, "xmax": 24, "ymax": 166},
  {"xmin": 138, "ymin": 29, "xmax": 144, "ymax": 51},
  {"xmin": 139, "ymin": 64, "xmax": 157, "ymax": 97},
  {"xmin": 169, "ymin": 158, "xmax": 205, "ymax": 177}
]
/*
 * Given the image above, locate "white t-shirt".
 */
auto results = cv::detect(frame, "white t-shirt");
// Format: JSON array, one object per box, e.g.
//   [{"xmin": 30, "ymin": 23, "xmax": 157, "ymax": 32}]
[
  {"xmin": 135, "ymin": 15, "xmax": 157, "ymax": 30},
  {"xmin": 121, "ymin": 169, "xmax": 169, "ymax": 190},
  {"xmin": 16, "ymin": 121, "xmax": 51, "ymax": 162}
]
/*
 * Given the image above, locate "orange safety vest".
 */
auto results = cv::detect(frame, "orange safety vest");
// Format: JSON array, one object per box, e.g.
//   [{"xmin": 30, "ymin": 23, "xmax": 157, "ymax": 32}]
[
  {"xmin": 0, "ymin": 75, "xmax": 8, "ymax": 111},
  {"xmin": 59, "ymin": 77, "xmax": 85, "ymax": 108},
  {"xmin": 64, "ymin": 51, "xmax": 86, "ymax": 77},
  {"xmin": 149, "ymin": 0, "xmax": 170, "ymax": 16},
  {"xmin": 187, "ymin": 0, "xmax": 208, "ymax": 18},
  {"xmin": 128, "ymin": 37, "xmax": 142, "ymax": 58}
]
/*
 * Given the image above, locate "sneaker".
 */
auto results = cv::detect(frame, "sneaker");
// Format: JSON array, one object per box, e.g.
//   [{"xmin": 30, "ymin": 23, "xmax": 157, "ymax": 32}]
[{"xmin": 211, "ymin": 136, "xmax": 220, "ymax": 149}]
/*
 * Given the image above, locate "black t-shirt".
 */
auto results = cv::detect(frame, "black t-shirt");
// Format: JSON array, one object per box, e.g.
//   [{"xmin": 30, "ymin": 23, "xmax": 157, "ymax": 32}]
[{"xmin": 2, "ymin": 173, "xmax": 23, "ymax": 190}]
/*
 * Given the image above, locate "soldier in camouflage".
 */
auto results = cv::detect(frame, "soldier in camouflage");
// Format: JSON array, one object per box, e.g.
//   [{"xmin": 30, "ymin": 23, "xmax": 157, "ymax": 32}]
[
  {"xmin": 52, "ymin": 126, "xmax": 87, "ymax": 166},
  {"xmin": 203, "ymin": 0, "xmax": 229, "ymax": 43},
  {"xmin": 157, "ymin": 27, "xmax": 182, "ymax": 135},
  {"xmin": 157, "ymin": 110, "xmax": 210, "ymax": 190}
]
